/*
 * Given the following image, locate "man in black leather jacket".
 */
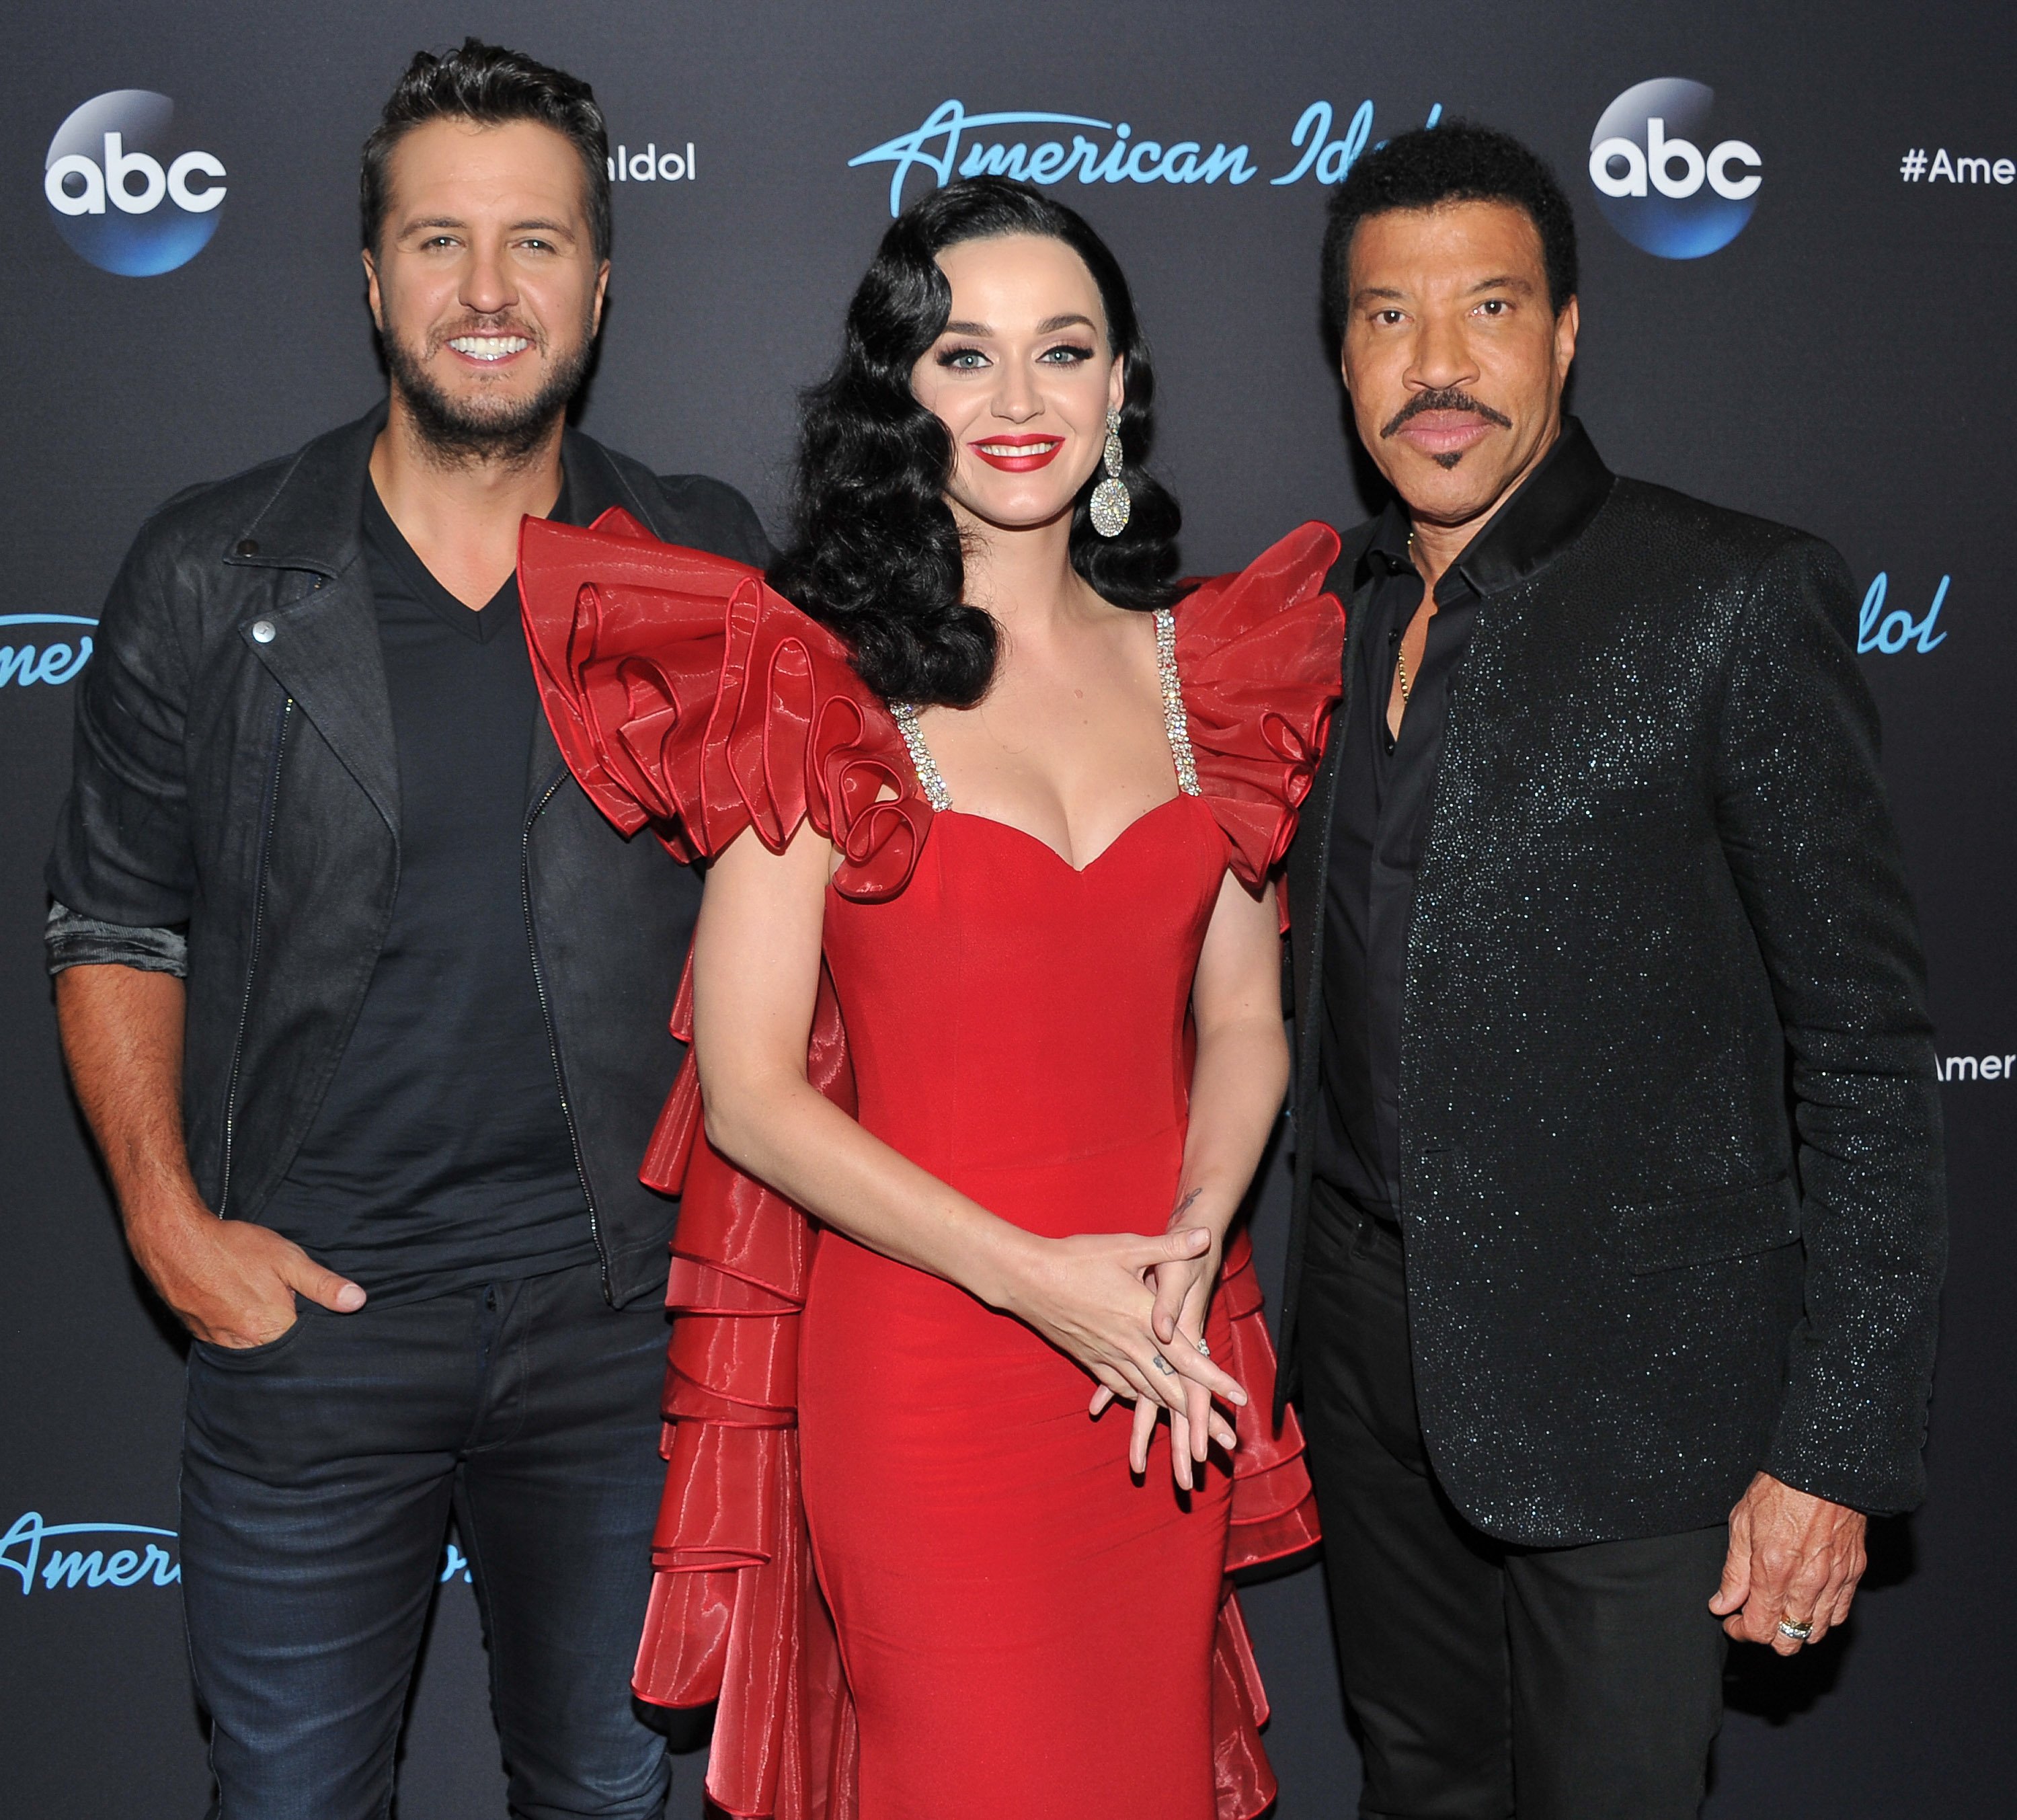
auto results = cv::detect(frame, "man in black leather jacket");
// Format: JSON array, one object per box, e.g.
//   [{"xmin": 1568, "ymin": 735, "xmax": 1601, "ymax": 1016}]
[
  {"xmin": 1281, "ymin": 125, "xmax": 1945, "ymax": 1818},
  {"xmin": 45, "ymin": 42, "xmax": 761, "ymax": 1820}
]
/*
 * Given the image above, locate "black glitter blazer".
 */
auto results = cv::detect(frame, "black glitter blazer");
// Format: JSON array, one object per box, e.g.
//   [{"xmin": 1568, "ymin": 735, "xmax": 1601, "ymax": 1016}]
[{"xmin": 1281, "ymin": 471, "xmax": 1946, "ymax": 1546}]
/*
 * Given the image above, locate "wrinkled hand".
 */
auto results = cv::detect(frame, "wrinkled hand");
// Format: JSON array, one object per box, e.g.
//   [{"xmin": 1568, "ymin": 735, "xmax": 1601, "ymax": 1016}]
[
  {"xmin": 1006, "ymin": 1227, "xmax": 1247, "ymax": 1478},
  {"xmin": 1710, "ymin": 1472, "xmax": 1868, "ymax": 1653},
  {"xmin": 126, "ymin": 1195, "xmax": 366, "ymax": 1348},
  {"xmin": 1087, "ymin": 1226, "xmax": 1238, "ymax": 1489}
]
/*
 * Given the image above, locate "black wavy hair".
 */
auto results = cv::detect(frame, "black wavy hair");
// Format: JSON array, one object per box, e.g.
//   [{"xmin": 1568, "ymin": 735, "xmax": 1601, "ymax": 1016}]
[
  {"xmin": 1320, "ymin": 122, "xmax": 1579, "ymax": 331},
  {"xmin": 770, "ymin": 177, "xmax": 1183, "ymax": 708},
  {"xmin": 362, "ymin": 38, "xmax": 612, "ymax": 263}
]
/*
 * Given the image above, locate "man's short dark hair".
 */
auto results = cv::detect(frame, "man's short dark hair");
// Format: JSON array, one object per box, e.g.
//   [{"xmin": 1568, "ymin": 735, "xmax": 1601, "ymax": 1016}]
[
  {"xmin": 1320, "ymin": 122, "xmax": 1579, "ymax": 330},
  {"xmin": 361, "ymin": 38, "xmax": 612, "ymax": 264}
]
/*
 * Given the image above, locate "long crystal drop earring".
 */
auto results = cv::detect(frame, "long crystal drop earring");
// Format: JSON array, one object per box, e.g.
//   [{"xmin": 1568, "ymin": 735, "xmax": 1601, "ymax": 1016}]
[{"xmin": 1089, "ymin": 406, "xmax": 1132, "ymax": 539}]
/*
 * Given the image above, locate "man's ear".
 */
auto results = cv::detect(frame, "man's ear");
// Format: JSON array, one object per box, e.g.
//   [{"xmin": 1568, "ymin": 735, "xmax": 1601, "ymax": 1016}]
[
  {"xmin": 362, "ymin": 247, "xmax": 383, "ymax": 332},
  {"xmin": 1554, "ymin": 294, "xmax": 1581, "ymax": 381},
  {"xmin": 591, "ymin": 260, "xmax": 611, "ymax": 338}
]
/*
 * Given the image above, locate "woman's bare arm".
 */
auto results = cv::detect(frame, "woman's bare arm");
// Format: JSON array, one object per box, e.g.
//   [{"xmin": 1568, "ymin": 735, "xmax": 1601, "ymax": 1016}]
[
  {"xmin": 689, "ymin": 822, "xmax": 1249, "ymax": 1432},
  {"xmin": 1103, "ymin": 871, "xmax": 1290, "ymax": 1481},
  {"xmin": 1169, "ymin": 871, "xmax": 1293, "ymax": 1254}
]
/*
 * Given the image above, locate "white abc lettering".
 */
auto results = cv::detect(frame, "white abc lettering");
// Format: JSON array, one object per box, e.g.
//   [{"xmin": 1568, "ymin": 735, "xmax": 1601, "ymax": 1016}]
[
  {"xmin": 1707, "ymin": 139, "xmax": 1762, "ymax": 200},
  {"xmin": 629, "ymin": 143, "xmax": 658, "ymax": 182},
  {"xmin": 45, "ymin": 137, "xmax": 227, "ymax": 218},
  {"xmin": 1646, "ymin": 119, "xmax": 1706, "ymax": 198},
  {"xmin": 1591, "ymin": 122, "xmax": 1764, "ymax": 206},
  {"xmin": 167, "ymin": 149, "xmax": 227, "ymax": 212},
  {"xmin": 1589, "ymin": 136, "xmax": 1647, "ymax": 198},
  {"xmin": 104, "ymin": 132, "xmax": 167, "ymax": 214},
  {"xmin": 44, "ymin": 152, "xmax": 105, "ymax": 215}
]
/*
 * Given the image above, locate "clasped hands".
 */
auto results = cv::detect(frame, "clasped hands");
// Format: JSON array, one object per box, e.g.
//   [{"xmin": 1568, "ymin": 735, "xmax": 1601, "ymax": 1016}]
[{"xmin": 1003, "ymin": 1208, "xmax": 1244, "ymax": 1491}]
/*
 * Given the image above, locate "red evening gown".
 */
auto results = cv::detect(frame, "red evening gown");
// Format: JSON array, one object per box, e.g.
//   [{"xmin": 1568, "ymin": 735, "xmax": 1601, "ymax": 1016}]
[{"xmin": 518, "ymin": 515, "xmax": 1345, "ymax": 1820}]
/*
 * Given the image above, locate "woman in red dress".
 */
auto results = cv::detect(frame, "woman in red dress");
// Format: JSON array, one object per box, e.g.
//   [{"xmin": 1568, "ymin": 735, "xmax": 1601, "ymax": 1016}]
[{"xmin": 518, "ymin": 178, "xmax": 1342, "ymax": 1819}]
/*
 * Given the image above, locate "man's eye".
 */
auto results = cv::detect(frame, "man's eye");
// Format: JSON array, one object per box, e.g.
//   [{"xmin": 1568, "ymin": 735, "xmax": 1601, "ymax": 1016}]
[
  {"xmin": 1375, "ymin": 310, "xmax": 1405, "ymax": 326},
  {"xmin": 1478, "ymin": 299, "xmax": 1508, "ymax": 316}
]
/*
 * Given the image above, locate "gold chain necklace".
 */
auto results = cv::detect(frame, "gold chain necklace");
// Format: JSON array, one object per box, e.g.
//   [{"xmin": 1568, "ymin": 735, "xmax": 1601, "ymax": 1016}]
[{"xmin": 1394, "ymin": 530, "xmax": 1421, "ymax": 701}]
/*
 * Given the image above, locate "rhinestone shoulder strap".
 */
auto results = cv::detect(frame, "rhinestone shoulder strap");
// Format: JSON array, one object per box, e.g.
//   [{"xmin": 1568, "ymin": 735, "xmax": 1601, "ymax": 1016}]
[
  {"xmin": 889, "ymin": 702, "xmax": 952, "ymax": 811},
  {"xmin": 890, "ymin": 606, "xmax": 1199, "ymax": 813},
  {"xmin": 1154, "ymin": 606, "xmax": 1201, "ymax": 797}
]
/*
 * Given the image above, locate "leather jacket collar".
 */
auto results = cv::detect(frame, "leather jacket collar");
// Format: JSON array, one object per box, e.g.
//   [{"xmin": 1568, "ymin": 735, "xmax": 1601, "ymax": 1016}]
[{"xmin": 222, "ymin": 400, "xmax": 648, "ymax": 579}]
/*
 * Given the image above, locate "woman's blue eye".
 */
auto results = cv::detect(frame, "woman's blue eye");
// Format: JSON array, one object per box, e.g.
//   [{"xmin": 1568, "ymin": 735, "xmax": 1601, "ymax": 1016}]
[
  {"xmin": 1039, "ymin": 344, "xmax": 1097, "ymax": 364},
  {"xmin": 939, "ymin": 346, "xmax": 988, "ymax": 369}
]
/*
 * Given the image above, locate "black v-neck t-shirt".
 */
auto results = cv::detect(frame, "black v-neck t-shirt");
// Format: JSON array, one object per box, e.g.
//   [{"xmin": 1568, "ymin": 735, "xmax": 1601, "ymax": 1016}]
[{"xmin": 259, "ymin": 479, "xmax": 595, "ymax": 1302}]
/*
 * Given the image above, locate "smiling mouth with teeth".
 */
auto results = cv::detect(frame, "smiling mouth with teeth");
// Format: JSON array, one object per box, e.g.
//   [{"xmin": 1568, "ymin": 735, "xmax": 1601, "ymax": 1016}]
[
  {"xmin": 970, "ymin": 436, "xmax": 1064, "ymax": 471},
  {"xmin": 446, "ymin": 334, "xmax": 532, "ymax": 362}
]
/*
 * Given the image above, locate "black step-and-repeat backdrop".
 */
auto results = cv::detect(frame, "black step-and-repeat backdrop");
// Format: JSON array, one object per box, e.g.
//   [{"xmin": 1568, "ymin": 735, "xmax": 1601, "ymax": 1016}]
[{"xmin": 3, "ymin": 2, "xmax": 2010, "ymax": 1813}]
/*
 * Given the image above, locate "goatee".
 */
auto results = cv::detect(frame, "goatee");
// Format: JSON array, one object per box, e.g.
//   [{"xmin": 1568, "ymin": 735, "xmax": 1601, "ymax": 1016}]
[{"xmin": 381, "ymin": 325, "xmax": 594, "ymax": 469}]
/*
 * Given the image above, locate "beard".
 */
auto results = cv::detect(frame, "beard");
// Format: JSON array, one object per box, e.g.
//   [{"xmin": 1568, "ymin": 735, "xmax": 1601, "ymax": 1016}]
[{"xmin": 381, "ymin": 316, "xmax": 594, "ymax": 467}]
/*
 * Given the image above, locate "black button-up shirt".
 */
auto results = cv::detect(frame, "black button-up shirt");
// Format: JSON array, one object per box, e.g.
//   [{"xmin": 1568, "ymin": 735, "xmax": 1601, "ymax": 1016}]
[{"xmin": 1313, "ymin": 417, "xmax": 1614, "ymax": 1231}]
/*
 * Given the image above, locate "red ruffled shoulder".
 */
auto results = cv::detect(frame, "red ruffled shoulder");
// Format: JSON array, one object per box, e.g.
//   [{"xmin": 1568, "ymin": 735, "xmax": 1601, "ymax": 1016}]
[
  {"xmin": 518, "ymin": 508, "xmax": 931, "ymax": 900},
  {"xmin": 1175, "ymin": 521, "xmax": 1346, "ymax": 887}
]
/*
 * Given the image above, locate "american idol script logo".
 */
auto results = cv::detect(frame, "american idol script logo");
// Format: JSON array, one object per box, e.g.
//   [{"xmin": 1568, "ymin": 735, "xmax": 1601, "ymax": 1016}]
[
  {"xmin": 2, "ymin": 1511, "xmax": 472, "ymax": 1592},
  {"xmin": 1857, "ymin": 572, "xmax": 1949, "ymax": 655},
  {"xmin": 44, "ymin": 91, "xmax": 227, "ymax": 276},
  {"xmin": 1587, "ymin": 79, "xmax": 1760, "ymax": 259},
  {"xmin": 2, "ymin": 1512, "xmax": 180, "ymax": 1592},
  {"xmin": 851, "ymin": 97, "xmax": 1439, "ymax": 215},
  {"xmin": 1, "ymin": 614, "xmax": 95, "ymax": 687}
]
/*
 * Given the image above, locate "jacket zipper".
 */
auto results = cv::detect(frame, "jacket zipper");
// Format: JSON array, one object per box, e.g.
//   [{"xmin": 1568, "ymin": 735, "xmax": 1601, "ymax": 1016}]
[
  {"xmin": 216, "ymin": 693, "xmax": 294, "ymax": 1218},
  {"xmin": 522, "ymin": 770, "xmax": 610, "ymax": 1302}
]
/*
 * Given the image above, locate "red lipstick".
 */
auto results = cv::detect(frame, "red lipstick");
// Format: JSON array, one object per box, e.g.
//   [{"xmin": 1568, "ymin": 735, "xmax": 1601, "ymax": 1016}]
[{"xmin": 969, "ymin": 433, "xmax": 1064, "ymax": 473}]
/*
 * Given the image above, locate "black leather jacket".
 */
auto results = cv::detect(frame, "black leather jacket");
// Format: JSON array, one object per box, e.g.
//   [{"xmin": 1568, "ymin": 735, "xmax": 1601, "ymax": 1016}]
[
  {"xmin": 1281, "ymin": 469, "xmax": 1946, "ymax": 1542},
  {"xmin": 46, "ymin": 406, "xmax": 768, "ymax": 1307}
]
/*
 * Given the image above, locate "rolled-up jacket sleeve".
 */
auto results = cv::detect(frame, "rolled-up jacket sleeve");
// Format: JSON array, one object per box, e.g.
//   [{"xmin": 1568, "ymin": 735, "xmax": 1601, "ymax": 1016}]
[
  {"xmin": 45, "ymin": 901, "xmax": 188, "ymax": 976},
  {"xmin": 1712, "ymin": 535, "xmax": 1947, "ymax": 1514}
]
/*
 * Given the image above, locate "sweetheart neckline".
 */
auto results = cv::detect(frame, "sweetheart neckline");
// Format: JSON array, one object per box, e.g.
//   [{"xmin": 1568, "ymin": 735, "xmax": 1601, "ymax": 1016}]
[{"xmin": 936, "ymin": 793, "xmax": 1203, "ymax": 875}]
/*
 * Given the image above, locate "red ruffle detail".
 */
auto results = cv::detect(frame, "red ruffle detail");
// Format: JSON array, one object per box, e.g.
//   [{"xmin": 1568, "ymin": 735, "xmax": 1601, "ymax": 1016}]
[
  {"xmin": 1176, "ymin": 521, "xmax": 1346, "ymax": 889},
  {"xmin": 517, "ymin": 508, "xmax": 931, "ymax": 902},
  {"xmin": 1211, "ymin": 1227, "xmax": 1322, "ymax": 1819},
  {"xmin": 632, "ymin": 963, "xmax": 859, "ymax": 1820}
]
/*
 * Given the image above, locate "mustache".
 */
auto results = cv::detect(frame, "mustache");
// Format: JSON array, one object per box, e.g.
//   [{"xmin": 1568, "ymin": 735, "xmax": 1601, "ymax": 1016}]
[{"xmin": 1380, "ymin": 389, "xmax": 1513, "ymax": 439}]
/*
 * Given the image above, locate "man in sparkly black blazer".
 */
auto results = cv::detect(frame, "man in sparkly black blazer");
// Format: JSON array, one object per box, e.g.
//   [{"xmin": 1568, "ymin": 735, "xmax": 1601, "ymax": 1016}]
[{"xmin": 1279, "ymin": 124, "xmax": 1945, "ymax": 1819}]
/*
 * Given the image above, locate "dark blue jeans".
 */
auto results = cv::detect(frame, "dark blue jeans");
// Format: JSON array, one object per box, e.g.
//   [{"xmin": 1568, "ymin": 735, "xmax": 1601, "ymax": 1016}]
[{"xmin": 180, "ymin": 1259, "xmax": 673, "ymax": 1819}]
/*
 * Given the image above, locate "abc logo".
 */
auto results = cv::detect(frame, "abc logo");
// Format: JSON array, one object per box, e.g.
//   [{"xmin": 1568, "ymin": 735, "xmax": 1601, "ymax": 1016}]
[
  {"xmin": 1587, "ymin": 79, "xmax": 1760, "ymax": 260},
  {"xmin": 44, "ymin": 91, "xmax": 227, "ymax": 276}
]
